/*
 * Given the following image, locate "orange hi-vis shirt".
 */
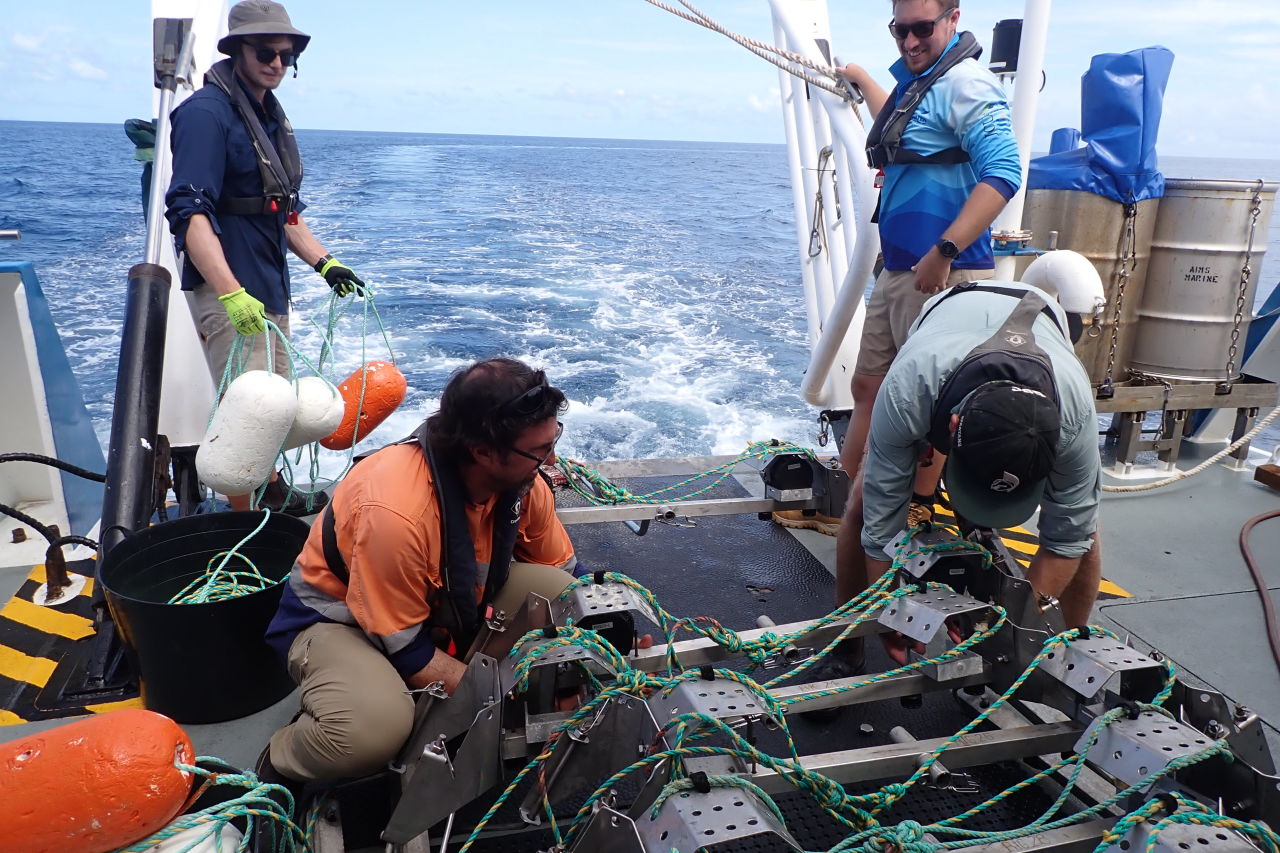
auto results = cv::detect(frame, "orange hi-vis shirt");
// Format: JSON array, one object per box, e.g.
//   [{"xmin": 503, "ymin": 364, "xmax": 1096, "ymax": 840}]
[{"xmin": 265, "ymin": 442, "xmax": 576, "ymax": 677}]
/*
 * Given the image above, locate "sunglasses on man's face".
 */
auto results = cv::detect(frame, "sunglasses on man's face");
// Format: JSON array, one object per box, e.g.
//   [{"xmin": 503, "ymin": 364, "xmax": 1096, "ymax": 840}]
[
  {"xmin": 888, "ymin": 7, "xmax": 953, "ymax": 41},
  {"xmin": 249, "ymin": 44, "xmax": 298, "ymax": 67},
  {"xmin": 508, "ymin": 421, "xmax": 564, "ymax": 467}
]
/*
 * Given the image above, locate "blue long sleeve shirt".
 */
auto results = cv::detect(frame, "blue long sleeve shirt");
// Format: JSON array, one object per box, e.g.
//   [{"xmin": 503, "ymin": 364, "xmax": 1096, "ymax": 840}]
[
  {"xmin": 164, "ymin": 77, "xmax": 305, "ymax": 315},
  {"xmin": 878, "ymin": 36, "xmax": 1022, "ymax": 271}
]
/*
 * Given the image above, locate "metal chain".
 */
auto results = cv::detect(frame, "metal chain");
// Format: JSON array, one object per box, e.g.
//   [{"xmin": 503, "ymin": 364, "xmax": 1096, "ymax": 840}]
[
  {"xmin": 1102, "ymin": 202, "xmax": 1138, "ymax": 391},
  {"xmin": 1224, "ymin": 180, "xmax": 1264, "ymax": 381}
]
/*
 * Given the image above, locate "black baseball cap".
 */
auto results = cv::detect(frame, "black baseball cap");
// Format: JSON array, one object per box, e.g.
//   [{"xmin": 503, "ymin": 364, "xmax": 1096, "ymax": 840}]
[{"xmin": 944, "ymin": 380, "xmax": 1060, "ymax": 530}]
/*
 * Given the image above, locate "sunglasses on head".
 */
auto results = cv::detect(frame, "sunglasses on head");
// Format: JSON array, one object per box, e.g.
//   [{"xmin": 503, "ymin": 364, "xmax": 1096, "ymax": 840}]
[
  {"xmin": 249, "ymin": 44, "xmax": 298, "ymax": 67},
  {"xmin": 888, "ymin": 7, "xmax": 953, "ymax": 40},
  {"xmin": 499, "ymin": 381, "xmax": 552, "ymax": 417}
]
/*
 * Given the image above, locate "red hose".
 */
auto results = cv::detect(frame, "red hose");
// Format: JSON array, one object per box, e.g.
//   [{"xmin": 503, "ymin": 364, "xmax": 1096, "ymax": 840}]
[{"xmin": 1240, "ymin": 510, "xmax": 1280, "ymax": 674}]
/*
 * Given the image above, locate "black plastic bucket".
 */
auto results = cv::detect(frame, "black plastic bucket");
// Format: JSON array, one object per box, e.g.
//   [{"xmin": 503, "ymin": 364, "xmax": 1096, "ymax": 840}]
[{"xmin": 98, "ymin": 511, "xmax": 309, "ymax": 724}]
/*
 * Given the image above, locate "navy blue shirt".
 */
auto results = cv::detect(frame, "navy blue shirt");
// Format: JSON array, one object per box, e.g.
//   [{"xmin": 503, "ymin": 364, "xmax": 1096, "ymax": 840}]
[{"xmin": 164, "ymin": 75, "xmax": 306, "ymax": 315}]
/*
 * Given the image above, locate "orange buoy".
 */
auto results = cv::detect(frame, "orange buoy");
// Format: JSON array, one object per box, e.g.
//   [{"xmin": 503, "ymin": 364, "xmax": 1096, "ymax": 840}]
[
  {"xmin": 319, "ymin": 360, "xmax": 407, "ymax": 450},
  {"xmin": 0, "ymin": 709, "xmax": 195, "ymax": 853}
]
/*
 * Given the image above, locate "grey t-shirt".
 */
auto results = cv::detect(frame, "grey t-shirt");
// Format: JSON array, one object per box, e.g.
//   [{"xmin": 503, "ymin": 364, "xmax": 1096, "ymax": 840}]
[{"xmin": 861, "ymin": 282, "xmax": 1101, "ymax": 561}]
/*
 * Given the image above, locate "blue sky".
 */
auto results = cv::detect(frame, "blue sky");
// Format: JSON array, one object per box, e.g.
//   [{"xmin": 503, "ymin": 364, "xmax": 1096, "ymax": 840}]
[{"xmin": 3, "ymin": 0, "xmax": 1278, "ymax": 159}]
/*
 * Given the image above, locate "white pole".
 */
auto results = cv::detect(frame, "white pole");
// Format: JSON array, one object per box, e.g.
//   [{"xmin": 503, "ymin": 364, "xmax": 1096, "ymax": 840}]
[
  {"xmin": 774, "ymin": 18, "xmax": 824, "ymax": 348},
  {"xmin": 992, "ymin": 0, "xmax": 1052, "ymax": 280}
]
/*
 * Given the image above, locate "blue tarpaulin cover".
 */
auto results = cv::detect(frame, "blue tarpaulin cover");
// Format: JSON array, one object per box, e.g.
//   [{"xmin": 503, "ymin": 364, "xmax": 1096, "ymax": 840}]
[{"xmin": 1028, "ymin": 46, "xmax": 1174, "ymax": 203}]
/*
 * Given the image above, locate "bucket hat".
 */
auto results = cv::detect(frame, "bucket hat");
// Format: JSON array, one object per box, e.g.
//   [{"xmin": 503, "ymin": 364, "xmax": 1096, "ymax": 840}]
[{"xmin": 217, "ymin": 1, "xmax": 311, "ymax": 56}]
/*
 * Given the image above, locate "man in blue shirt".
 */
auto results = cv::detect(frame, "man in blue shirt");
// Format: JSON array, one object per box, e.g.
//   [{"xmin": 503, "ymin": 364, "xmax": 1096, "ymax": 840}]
[
  {"xmin": 795, "ymin": 0, "xmax": 1022, "ymax": 679},
  {"xmin": 165, "ymin": 0, "xmax": 364, "ymax": 512}
]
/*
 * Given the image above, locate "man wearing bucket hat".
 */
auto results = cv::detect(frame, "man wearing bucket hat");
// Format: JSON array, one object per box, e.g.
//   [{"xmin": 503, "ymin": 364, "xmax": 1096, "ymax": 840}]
[
  {"xmin": 165, "ymin": 0, "xmax": 364, "ymax": 514},
  {"xmin": 829, "ymin": 276, "xmax": 1104, "ymax": 675}
]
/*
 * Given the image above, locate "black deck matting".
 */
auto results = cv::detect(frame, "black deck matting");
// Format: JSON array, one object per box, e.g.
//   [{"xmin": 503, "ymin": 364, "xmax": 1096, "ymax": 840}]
[{"xmin": 449, "ymin": 476, "xmax": 1055, "ymax": 851}]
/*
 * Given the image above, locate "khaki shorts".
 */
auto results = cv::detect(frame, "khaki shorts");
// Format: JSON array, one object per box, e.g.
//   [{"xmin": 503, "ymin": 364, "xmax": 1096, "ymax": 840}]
[
  {"xmin": 854, "ymin": 267, "xmax": 995, "ymax": 376},
  {"xmin": 185, "ymin": 284, "xmax": 291, "ymax": 386}
]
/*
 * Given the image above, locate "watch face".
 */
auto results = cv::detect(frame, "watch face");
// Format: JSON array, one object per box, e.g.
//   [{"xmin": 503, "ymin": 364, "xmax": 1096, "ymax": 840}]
[{"xmin": 938, "ymin": 239, "xmax": 959, "ymax": 258}]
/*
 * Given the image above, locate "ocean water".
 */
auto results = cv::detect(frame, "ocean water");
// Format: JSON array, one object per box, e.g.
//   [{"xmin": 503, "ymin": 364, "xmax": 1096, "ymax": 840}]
[{"xmin": 1, "ymin": 120, "xmax": 1278, "ymax": 466}]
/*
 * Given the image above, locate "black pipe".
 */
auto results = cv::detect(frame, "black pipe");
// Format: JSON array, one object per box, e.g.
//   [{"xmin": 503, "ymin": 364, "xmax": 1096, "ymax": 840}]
[{"xmin": 99, "ymin": 263, "xmax": 170, "ymax": 556}]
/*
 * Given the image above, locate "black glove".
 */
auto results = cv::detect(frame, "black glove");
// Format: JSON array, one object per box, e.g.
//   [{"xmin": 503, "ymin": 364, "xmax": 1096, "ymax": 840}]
[{"xmin": 314, "ymin": 254, "xmax": 365, "ymax": 297}]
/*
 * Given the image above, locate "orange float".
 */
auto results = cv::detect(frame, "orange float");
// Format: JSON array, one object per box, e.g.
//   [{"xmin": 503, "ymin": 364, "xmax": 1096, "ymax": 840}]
[
  {"xmin": 319, "ymin": 360, "xmax": 407, "ymax": 450},
  {"xmin": 0, "ymin": 708, "xmax": 194, "ymax": 853}
]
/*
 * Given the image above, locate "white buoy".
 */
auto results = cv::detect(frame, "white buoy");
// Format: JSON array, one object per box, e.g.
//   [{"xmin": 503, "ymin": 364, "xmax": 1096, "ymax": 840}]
[
  {"xmin": 283, "ymin": 375, "xmax": 346, "ymax": 450},
  {"xmin": 142, "ymin": 822, "xmax": 243, "ymax": 852},
  {"xmin": 196, "ymin": 370, "xmax": 297, "ymax": 496}
]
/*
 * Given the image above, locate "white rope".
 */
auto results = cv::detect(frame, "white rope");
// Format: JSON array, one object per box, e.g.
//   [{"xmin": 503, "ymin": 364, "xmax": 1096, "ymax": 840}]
[
  {"xmin": 639, "ymin": 0, "xmax": 854, "ymax": 100},
  {"xmin": 1102, "ymin": 404, "xmax": 1280, "ymax": 493}
]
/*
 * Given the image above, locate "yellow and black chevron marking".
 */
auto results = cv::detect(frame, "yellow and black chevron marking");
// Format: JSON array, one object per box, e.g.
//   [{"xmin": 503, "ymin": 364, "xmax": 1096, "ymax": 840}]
[
  {"xmin": 930, "ymin": 502, "xmax": 1131, "ymax": 601},
  {"xmin": 0, "ymin": 561, "xmax": 142, "ymax": 725}
]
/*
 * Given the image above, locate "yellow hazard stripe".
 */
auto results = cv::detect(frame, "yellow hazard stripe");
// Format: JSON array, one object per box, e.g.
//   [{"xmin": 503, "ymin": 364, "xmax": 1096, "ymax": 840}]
[
  {"xmin": 0, "ymin": 645, "xmax": 56, "ymax": 688},
  {"xmin": 0, "ymin": 708, "xmax": 27, "ymax": 725},
  {"xmin": 27, "ymin": 565, "xmax": 95, "ymax": 597},
  {"xmin": 1099, "ymin": 579, "xmax": 1131, "ymax": 598},
  {"xmin": 86, "ymin": 698, "xmax": 146, "ymax": 714},
  {"xmin": 1, "ymin": 597, "xmax": 94, "ymax": 640}
]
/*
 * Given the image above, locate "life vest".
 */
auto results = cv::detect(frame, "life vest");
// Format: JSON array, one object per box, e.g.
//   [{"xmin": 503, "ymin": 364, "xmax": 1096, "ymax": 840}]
[
  {"xmin": 318, "ymin": 423, "xmax": 522, "ymax": 655},
  {"xmin": 203, "ymin": 59, "xmax": 304, "ymax": 220},
  {"xmin": 865, "ymin": 32, "xmax": 983, "ymax": 170},
  {"xmin": 922, "ymin": 284, "xmax": 1064, "ymax": 452}
]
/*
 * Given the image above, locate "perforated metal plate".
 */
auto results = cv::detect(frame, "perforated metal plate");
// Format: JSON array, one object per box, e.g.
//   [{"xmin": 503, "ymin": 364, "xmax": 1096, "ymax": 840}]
[
  {"xmin": 878, "ymin": 589, "xmax": 991, "ymax": 644},
  {"xmin": 1118, "ymin": 816, "xmax": 1261, "ymax": 851},
  {"xmin": 1076, "ymin": 710, "xmax": 1217, "ymax": 787},
  {"xmin": 639, "ymin": 787, "xmax": 802, "ymax": 852},
  {"xmin": 1039, "ymin": 636, "xmax": 1164, "ymax": 698},
  {"xmin": 553, "ymin": 581, "xmax": 661, "ymax": 627},
  {"xmin": 647, "ymin": 677, "xmax": 780, "ymax": 726}
]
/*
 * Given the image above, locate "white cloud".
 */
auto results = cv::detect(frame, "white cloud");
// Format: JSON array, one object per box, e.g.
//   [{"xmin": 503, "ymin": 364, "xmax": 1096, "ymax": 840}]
[
  {"xmin": 68, "ymin": 58, "xmax": 108, "ymax": 81},
  {"xmin": 11, "ymin": 33, "xmax": 42, "ymax": 52}
]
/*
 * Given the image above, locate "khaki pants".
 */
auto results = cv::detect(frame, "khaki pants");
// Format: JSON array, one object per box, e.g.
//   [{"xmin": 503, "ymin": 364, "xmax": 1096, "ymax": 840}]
[
  {"xmin": 269, "ymin": 562, "xmax": 575, "ymax": 783},
  {"xmin": 185, "ymin": 285, "xmax": 292, "ymax": 385},
  {"xmin": 854, "ymin": 267, "xmax": 995, "ymax": 376}
]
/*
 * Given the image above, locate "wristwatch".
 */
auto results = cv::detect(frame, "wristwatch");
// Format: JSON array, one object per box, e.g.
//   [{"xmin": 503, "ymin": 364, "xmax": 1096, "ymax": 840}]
[{"xmin": 935, "ymin": 238, "xmax": 960, "ymax": 259}]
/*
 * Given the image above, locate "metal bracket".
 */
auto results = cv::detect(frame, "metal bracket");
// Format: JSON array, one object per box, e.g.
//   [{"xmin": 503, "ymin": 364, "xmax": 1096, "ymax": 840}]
[
  {"xmin": 1039, "ymin": 636, "xmax": 1165, "ymax": 699},
  {"xmin": 551, "ymin": 581, "xmax": 662, "ymax": 629},
  {"xmin": 878, "ymin": 589, "xmax": 991, "ymax": 645},
  {"xmin": 635, "ymin": 786, "xmax": 803, "ymax": 852},
  {"xmin": 563, "ymin": 802, "xmax": 647, "ymax": 853},
  {"xmin": 517, "ymin": 694, "xmax": 660, "ymax": 824},
  {"xmin": 1115, "ymin": 813, "xmax": 1262, "ymax": 851},
  {"xmin": 1076, "ymin": 710, "xmax": 1217, "ymax": 788},
  {"xmin": 646, "ymin": 676, "xmax": 783, "ymax": 728},
  {"xmin": 384, "ymin": 668, "xmax": 505, "ymax": 843},
  {"xmin": 894, "ymin": 528, "xmax": 987, "ymax": 579}
]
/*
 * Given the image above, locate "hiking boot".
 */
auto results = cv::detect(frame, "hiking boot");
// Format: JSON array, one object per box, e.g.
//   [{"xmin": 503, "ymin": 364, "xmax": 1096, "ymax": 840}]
[
  {"xmin": 771, "ymin": 509, "xmax": 841, "ymax": 536},
  {"xmin": 261, "ymin": 475, "xmax": 330, "ymax": 517},
  {"xmin": 251, "ymin": 746, "xmax": 306, "ymax": 853}
]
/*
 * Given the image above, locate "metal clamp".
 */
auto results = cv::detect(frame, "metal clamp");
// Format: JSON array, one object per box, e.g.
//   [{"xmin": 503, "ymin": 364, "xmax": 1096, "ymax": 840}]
[
  {"xmin": 1039, "ymin": 636, "xmax": 1165, "ymax": 699},
  {"xmin": 405, "ymin": 680, "xmax": 449, "ymax": 700}
]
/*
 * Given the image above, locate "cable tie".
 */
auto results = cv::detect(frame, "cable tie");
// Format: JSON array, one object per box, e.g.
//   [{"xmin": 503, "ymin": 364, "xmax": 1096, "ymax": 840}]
[
  {"xmin": 700, "ymin": 665, "xmax": 715, "ymax": 681},
  {"xmin": 689, "ymin": 771, "xmax": 711, "ymax": 794},
  {"xmin": 593, "ymin": 571, "xmax": 606, "ymax": 584},
  {"xmin": 542, "ymin": 624, "xmax": 559, "ymax": 639},
  {"xmin": 1075, "ymin": 625, "xmax": 1092, "ymax": 640},
  {"xmin": 1153, "ymin": 792, "xmax": 1179, "ymax": 814},
  {"xmin": 1119, "ymin": 698, "xmax": 1142, "ymax": 719}
]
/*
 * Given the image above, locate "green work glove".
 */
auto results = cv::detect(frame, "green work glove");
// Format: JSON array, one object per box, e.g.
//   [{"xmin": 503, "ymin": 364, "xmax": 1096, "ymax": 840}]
[
  {"xmin": 314, "ymin": 254, "xmax": 365, "ymax": 297},
  {"xmin": 218, "ymin": 287, "xmax": 266, "ymax": 335}
]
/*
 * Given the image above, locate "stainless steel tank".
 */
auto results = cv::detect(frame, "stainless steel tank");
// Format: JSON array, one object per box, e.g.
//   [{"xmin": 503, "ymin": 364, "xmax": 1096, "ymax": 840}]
[
  {"xmin": 1018, "ymin": 190, "xmax": 1160, "ymax": 385},
  {"xmin": 1129, "ymin": 179, "xmax": 1277, "ymax": 382}
]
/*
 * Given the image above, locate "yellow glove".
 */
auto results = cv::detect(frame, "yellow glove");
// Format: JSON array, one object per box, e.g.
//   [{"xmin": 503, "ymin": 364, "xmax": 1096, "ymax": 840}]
[{"xmin": 218, "ymin": 287, "xmax": 266, "ymax": 335}]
